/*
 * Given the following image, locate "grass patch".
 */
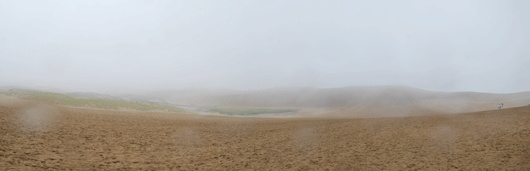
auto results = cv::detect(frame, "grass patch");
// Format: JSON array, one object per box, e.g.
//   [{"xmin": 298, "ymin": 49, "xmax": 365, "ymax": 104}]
[
  {"xmin": 205, "ymin": 107, "xmax": 296, "ymax": 116},
  {"xmin": 0, "ymin": 90, "xmax": 187, "ymax": 113}
]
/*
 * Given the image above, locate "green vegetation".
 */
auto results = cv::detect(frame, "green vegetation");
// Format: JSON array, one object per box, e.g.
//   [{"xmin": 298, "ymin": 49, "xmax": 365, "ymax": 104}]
[
  {"xmin": 0, "ymin": 90, "xmax": 187, "ymax": 113},
  {"xmin": 205, "ymin": 107, "xmax": 296, "ymax": 116}
]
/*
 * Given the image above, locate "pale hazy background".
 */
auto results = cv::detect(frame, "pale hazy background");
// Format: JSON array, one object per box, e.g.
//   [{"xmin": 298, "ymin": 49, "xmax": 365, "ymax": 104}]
[{"xmin": 1, "ymin": 0, "xmax": 529, "ymax": 93}]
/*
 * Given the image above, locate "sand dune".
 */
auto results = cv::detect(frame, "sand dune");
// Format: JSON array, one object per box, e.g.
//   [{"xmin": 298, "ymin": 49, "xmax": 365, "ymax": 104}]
[{"xmin": 1, "ymin": 100, "xmax": 529, "ymax": 170}]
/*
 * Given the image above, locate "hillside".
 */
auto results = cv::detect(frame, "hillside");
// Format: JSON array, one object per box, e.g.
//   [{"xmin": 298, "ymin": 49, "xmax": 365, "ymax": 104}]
[
  {"xmin": 148, "ymin": 86, "xmax": 530, "ymax": 118},
  {"xmin": 0, "ymin": 90, "xmax": 187, "ymax": 113},
  {"xmin": 3, "ymin": 86, "xmax": 529, "ymax": 118}
]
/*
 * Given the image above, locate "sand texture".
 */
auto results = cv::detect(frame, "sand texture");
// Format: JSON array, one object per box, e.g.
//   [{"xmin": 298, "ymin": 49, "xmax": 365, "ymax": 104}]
[{"xmin": 1, "ymin": 101, "xmax": 530, "ymax": 170}]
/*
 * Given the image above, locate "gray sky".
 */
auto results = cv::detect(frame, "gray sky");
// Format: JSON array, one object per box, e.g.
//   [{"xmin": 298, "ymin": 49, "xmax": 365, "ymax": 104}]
[{"xmin": 1, "ymin": 0, "xmax": 529, "ymax": 93}]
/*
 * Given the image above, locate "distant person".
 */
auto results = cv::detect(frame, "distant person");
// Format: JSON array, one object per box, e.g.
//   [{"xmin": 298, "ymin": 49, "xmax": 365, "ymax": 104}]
[{"xmin": 498, "ymin": 104, "xmax": 502, "ymax": 110}]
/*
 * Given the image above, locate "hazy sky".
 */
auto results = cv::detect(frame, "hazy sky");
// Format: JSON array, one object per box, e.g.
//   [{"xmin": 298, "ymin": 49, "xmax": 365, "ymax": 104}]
[{"xmin": 1, "ymin": 0, "xmax": 529, "ymax": 93}]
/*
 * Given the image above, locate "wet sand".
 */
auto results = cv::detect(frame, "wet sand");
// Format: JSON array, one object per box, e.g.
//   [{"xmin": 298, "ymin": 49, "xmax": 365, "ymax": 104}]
[{"xmin": 1, "ymin": 101, "xmax": 529, "ymax": 170}]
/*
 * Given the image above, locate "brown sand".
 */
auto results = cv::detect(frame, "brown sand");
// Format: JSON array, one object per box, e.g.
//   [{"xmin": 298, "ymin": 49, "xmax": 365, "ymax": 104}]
[{"xmin": 1, "ymin": 101, "xmax": 530, "ymax": 170}]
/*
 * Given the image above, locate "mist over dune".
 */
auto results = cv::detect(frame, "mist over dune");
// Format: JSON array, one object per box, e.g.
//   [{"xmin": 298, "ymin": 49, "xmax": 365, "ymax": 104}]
[
  {"xmin": 146, "ymin": 86, "xmax": 530, "ymax": 118},
  {"xmin": 2, "ymin": 0, "xmax": 530, "ymax": 170}
]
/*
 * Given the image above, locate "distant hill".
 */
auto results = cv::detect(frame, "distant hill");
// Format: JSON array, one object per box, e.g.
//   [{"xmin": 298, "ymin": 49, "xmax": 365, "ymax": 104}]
[
  {"xmin": 0, "ymin": 86, "xmax": 41, "ymax": 92},
  {"xmin": 0, "ymin": 85, "xmax": 66, "ymax": 93},
  {"xmin": 147, "ymin": 86, "xmax": 530, "ymax": 118},
  {"xmin": 67, "ymin": 92, "xmax": 164, "ymax": 103},
  {"xmin": 144, "ymin": 88, "xmax": 244, "ymax": 106},
  {"xmin": 0, "ymin": 90, "xmax": 187, "ymax": 113},
  {"xmin": 66, "ymin": 92, "xmax": 121, "ymax": 100},
  {"xmin": 4, "ymin": 85, "xmax": 529, "ymax": 118}
]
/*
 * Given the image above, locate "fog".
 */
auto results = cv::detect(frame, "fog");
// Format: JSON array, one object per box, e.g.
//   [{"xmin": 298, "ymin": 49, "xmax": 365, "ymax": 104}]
[{"xmin": 1, "ymin": 0, "xmax": 529, "ymax": 93}]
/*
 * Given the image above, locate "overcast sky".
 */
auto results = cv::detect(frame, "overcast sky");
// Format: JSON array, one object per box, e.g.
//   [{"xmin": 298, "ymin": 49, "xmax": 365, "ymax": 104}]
[{"xmin": 1, "ymin": 0, "xmax": 529, "ymax": 93}]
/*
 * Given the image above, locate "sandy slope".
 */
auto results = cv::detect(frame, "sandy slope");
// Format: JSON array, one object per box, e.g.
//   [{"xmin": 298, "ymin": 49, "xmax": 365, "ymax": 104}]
[{"xmin": 1, "ymin": 100, "xmax": 529, "ymax": 170}]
